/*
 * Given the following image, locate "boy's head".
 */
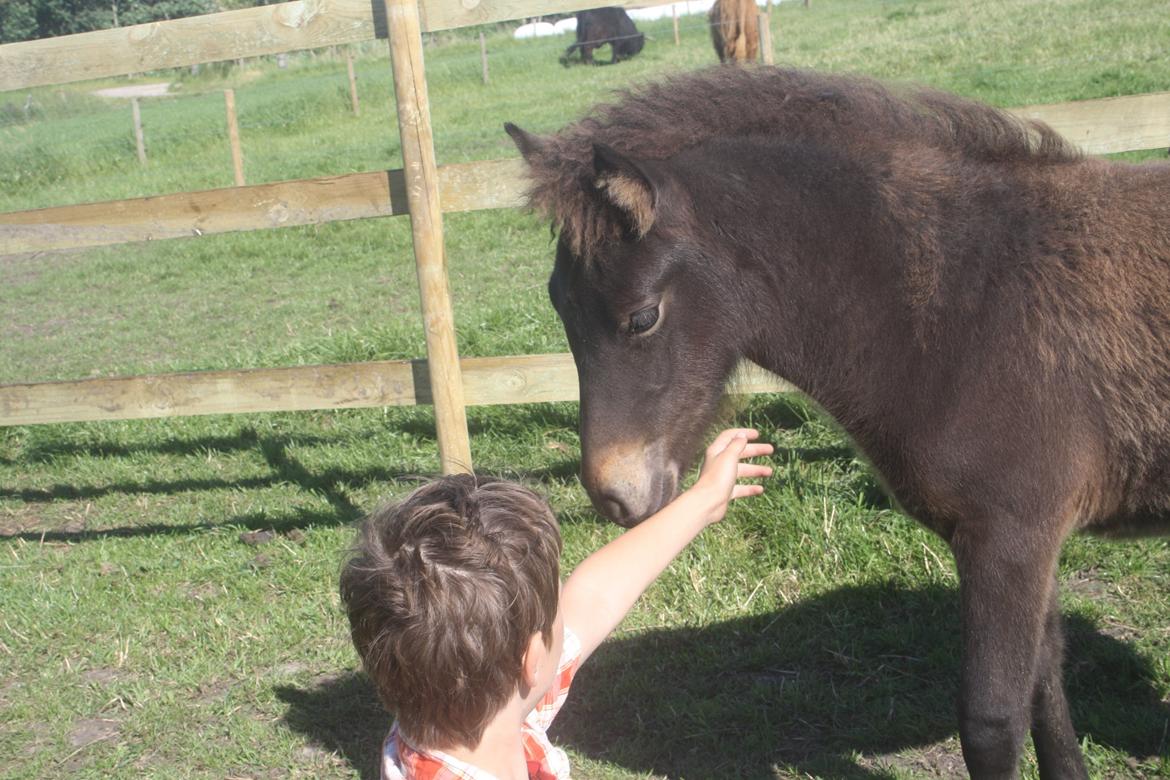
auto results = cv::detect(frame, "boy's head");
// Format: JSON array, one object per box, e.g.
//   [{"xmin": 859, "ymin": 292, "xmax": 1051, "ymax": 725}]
[{"xmin": 340, "ymin": 475, "xmax": 562, "ymax": 749}]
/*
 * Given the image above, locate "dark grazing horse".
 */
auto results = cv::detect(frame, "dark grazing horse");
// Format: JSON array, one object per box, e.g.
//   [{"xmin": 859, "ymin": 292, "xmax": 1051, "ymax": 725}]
[
  {"xmin": 560, "ymin": 7, "xmax": 645, "ymax": 66},
  {"xmin": 505, "ymin": 67, "xmax": 1170, "ymax": 779}
]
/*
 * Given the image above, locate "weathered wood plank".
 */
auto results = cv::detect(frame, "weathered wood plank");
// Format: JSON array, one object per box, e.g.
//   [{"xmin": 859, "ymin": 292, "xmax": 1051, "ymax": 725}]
[
  {"xmin": 730, "ymin": 362, "xmax": 798, "ymax": 396},
  {"xmin": 0, "ymin": 0, "xmax": 379, "ymax": 92},
  {"xmin": 0, "ymin": 355, "xmax": 793, "ymax": 426},
  {"xmin": 0, "ymin": 159, "xmax": 527, "ymax": 255},
  {"xmin": 460, "ymin": 353, "xmax": 581, "ymax": 405},
  {"xmin": 0, "ymin": 0, "xmax": 682, "ymax": 91},
  {"xmin": 0, "ymin": 361, "xmax": 418, "ymax": 425},
  {"xmin": 1011, "ymin": 92, "xmax": 1170, "ymax": 156},
  {"xmin": 384, "ymin": 0, "xmax": 471, "ymax": 473}
]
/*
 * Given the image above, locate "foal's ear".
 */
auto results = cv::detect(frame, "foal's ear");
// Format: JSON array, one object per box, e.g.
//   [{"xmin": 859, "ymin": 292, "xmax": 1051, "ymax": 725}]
[
  {"xmin": 592, "ymin": 142, "xmax": 657, "ymax": 238},
  {"xmin": 504, "ymin": 122, "xmax": 547, "ymax": 161}
]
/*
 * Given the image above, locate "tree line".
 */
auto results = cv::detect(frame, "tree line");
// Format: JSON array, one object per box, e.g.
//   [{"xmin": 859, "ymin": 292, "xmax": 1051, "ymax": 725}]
[{"xmin": 0, "ymin": 0, "xmax": 277, "ymax": 44}]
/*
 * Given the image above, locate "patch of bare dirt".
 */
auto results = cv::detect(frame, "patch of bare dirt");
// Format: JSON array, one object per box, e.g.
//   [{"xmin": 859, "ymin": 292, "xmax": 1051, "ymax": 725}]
[
  {"xmin": 81, "ymin": 667, "xmax": 128, "ymax": 686},
  {"xmin": 858, "ymin": 738, "xmax": 967, "ymax": 779},
  {"xmin": 19, "ymin": 721, "xmax": 52, "ymax": 758},
  {"xmin": 239, "ymin": 529, "xmax": 276, "ymax": 546},
  {"xmin": 0, "ymin": 677, "xmax": 20, "ymax": 706},
  {"xmin": 0, "ymin": 502, "xmax": 91, "ymax": 537},
  {"xmin": 67, "ymin": 717, "xmax": 120, "ymax": 748},
  {"xmin": 183, "ymin": 582, "xmax": 224, "ymax": 602},
  {"xmin": 250, "ymin": 552, "xmax": 274, "ymax": 569},
  {"xmin": 1064, "ymin": 567, "xmax": 1112, "ymax": 600},
  {"xmin": 0, "ymin": 246, "xmax": 89, "ymax": 286},
  {"xmin": 1097, "ymin": 617, "xmax": 1144, "ymax": 643},
  {"xmin": 193, "ymin": 678, "xmax": 234, "ymax": 706},
  {"xmin": 270, "ymin": 661, "xmax": 310, "ymax": 678},
  {"xmin": 0, "ymin": 504, "xmax": 46, "ymax": 537}
]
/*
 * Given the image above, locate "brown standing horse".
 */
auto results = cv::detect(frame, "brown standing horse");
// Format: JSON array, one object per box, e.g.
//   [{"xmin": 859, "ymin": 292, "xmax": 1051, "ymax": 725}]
[
  {"xmin": 709, "ymin": 0, "xmax": 760, "ymax": 64},
  {"xmin": 506, "ymin": 67, "xmax": 1170, "ymax": 778}
]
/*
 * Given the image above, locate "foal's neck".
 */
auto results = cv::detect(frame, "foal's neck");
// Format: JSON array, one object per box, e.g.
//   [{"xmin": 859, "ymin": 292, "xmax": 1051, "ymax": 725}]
[{"xmin": 687, "ymin": 139, "xmax": 926, "ymax": 419}]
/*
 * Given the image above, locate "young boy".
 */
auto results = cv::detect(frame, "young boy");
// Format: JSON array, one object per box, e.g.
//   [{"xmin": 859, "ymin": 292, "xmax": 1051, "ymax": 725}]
[{"xmin": 340, "ymin": 428, "xmax": 772, "ymax": 780}]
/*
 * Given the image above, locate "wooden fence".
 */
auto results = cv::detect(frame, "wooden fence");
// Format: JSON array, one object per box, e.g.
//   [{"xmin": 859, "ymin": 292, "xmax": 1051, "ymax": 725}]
[{"xmin": 2, "ymin": 0, "xmax": 1170, "ymax": 473}]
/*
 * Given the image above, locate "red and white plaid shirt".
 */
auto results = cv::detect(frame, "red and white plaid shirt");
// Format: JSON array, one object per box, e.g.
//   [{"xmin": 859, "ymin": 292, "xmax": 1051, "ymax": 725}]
[{"xmin": 382, "ymin": 628, "xmax": 582, "ymax": 780}]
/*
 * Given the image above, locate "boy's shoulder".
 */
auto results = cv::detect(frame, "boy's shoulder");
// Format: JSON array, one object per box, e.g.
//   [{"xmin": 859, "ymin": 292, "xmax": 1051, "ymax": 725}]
[
  {"xmin": 383, "ymin": 728, "xmax": 498, "ymax": 780},
  {"xmin": 527, "ymin": 626, "xmax": 582, "ymax": 733}
]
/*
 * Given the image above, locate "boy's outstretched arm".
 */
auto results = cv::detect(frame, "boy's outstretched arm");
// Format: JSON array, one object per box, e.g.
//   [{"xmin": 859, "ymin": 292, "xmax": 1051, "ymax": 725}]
[{"xmin": 561, "ymin": 429, "xmax": 773, "ymax": 664}]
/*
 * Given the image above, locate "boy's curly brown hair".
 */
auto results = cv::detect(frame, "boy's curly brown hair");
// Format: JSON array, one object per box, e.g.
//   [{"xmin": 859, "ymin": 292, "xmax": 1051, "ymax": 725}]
[{"xmin": 340, "ymin": 475, "xmax": 562, "ymax": 749}]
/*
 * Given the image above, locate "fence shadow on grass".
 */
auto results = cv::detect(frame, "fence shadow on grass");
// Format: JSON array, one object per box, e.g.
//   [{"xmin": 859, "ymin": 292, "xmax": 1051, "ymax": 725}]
[
  {"xmin": 0, "ymin": 402, "xmax": 594, "ymax": 542},
  {"xmin": 276, "ymin": 581, "xmax": 1169, "ymax": 779},
  {"xmin": 0, "ymin": 428, "xmax": 428, "ymax": 541}
]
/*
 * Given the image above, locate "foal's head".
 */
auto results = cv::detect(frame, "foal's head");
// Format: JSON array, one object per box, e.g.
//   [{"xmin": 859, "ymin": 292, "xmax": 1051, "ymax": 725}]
[
  {"xmin": 506, "ymin": 122, "xmax": 751, "ymax": 526},
  {"xmin": 507, "ymin": 67, "xmax": 1079, "ymax": 525}
]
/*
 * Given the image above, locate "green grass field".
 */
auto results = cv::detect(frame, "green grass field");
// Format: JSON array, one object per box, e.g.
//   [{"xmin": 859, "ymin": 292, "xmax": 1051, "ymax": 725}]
[{"xmin": 2, "ymin": 0, "xmax": 1170, "ymax": 777}]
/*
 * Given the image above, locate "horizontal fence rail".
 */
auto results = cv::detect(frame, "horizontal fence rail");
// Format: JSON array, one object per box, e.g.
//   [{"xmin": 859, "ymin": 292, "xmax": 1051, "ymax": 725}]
[
  {"xmin": 0, "ymin": 0, "xmax": 675, "ymax": 91},
  {"xmin": 1010, "ymin": 92, "xmax": 1170, "ymax": 155},
  {"xmin": 0, "ymin": 355, "xmax": 795, "ymax": 425},
  {"xmin": 3, "ymin": 94, "xmax": 1168, "ymax": 256},
  {"xmin": 0, "ymin": 160, "xmax": 526, "ymax": 254},
  {"xmin": 0, "ymin": 0, "xmax": 376, "ymax": 92}
]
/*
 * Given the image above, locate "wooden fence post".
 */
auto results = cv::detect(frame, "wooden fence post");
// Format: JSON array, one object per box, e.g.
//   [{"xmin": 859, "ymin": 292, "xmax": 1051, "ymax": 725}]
[
  {"xmin": 346, "ymin": 51, "xmax": 361, "ymax": 115},
  {"xmin": 759, "ymin": 12, "xmax": 774, "ymax": 65},
  {"xmin": 672, "ymin": 5, "xmax": 680, "ymax": 46},
  {"xmin": 383, "ymin": 0, "xmax": 473, "ymax": 474},
  {"xmin": 224, "ymin": 89, "xmax": 245, "ymax": 186},
  {"xmin": 479, "ymin": 31, "xmax": 489, "ymax": 85},
  {"xmin": 131, "ymin": 97, "xmax": 147, "ymax": 165}
]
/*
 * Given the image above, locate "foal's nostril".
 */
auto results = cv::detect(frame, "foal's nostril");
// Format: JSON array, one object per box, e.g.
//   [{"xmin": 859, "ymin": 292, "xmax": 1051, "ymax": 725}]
[{"xmin": 596, "ymin": 492, "xmax": 634, "ymax": 526}]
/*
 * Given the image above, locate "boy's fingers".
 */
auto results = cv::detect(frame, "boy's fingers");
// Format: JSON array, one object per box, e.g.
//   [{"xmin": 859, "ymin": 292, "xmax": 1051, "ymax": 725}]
[
  {"xmin": 737, "ymin": 464, "xmax": 773, "ymax": 479},
  {"xmin": 738, "ymin": 443, "xmax": 773, "ymax": 460},
  {"xmin": 708, "ymin": 428, "xmax": 759, "ymax": 455},
  {"xmin": 731, "ymin": 484, "xmax": 765, "ymax": 500},
  {"xmin": 709, "ymin": 434, "xmax": 750, "ymax": 464}
]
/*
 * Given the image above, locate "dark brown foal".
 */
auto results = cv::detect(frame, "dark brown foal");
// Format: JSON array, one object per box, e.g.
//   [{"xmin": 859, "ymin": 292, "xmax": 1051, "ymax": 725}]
[{"xmin": 507, "ymin": 66, "xmax": 1170, "ymax": 777}]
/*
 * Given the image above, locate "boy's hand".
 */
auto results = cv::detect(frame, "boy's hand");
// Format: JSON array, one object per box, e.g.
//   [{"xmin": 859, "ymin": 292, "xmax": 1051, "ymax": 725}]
[
  {"xmin": 562, "ymin": 428, "xmax": 773, "ymax": 665},
  {"xmin": 690, "ymin": 428, "xmax": 773, "ymax": 525}
]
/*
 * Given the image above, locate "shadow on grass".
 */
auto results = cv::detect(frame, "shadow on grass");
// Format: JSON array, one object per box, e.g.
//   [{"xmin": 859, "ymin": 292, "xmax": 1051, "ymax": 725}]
[
  {"xmin": 277, "ymin": 671, "xmax": 388, "ymax": 780},
  {"xmin": 0, "ymin": 466, "xmax": 416, "ymax": 505},
  {"xmin": 13, "ymin": 426, "xmax": 272, "ymax": 464},
  {"xmin": 1, "ymin": 400, "xmax": 595, "ymax": 542},
  {"xmin": 0, "ymin": 429, "xmax": 428, "ymax": 541},
  {"xmin": 752, "ymin": 394, "xmax": 820, "ymax": 432},
  {"xmin": 382, "ymin": 404, "xmax": 580, "ymax": 442},
  {"xmin": 1, "ymin": 424, "xmax": 585, "ymax": 542},
  {"xmin": 276, "ymin": 582, "xmax": 1169, "ymax": 779}
]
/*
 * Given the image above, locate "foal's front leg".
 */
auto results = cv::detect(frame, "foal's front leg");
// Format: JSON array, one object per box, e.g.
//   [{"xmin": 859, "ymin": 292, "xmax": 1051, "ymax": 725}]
[
  {"xmin": 951, "ymin": 520, "xmax": 1066, "ymax": 779},
  {"xmin": 1030, "ymin": 584, "xmax": 1088, "ymax": 779}
]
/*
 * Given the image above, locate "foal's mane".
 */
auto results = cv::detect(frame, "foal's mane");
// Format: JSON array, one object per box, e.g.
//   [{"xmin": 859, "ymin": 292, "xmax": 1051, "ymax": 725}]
[{"xmin": 520, "ymin": 67, "xmax": 1079, "ymax": 255}]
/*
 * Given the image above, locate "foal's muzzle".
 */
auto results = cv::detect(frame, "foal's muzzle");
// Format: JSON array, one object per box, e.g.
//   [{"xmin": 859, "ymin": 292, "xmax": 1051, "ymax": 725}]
[{"xmin": 582, "ymin": 439, "xmax": 680, "ymax": 527}]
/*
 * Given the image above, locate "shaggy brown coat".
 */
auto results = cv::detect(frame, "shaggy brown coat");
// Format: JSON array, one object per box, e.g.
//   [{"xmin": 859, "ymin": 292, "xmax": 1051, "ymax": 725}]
[{"xmin": 507, "ymin": 66, "xmax": 1170, "ymax": 779}]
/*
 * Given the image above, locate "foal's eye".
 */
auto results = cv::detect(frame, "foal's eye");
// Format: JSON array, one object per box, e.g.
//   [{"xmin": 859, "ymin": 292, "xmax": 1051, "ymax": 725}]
[{"xmin": 629, "ymin": 305, "xmax": 660, "ymax": 335}]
